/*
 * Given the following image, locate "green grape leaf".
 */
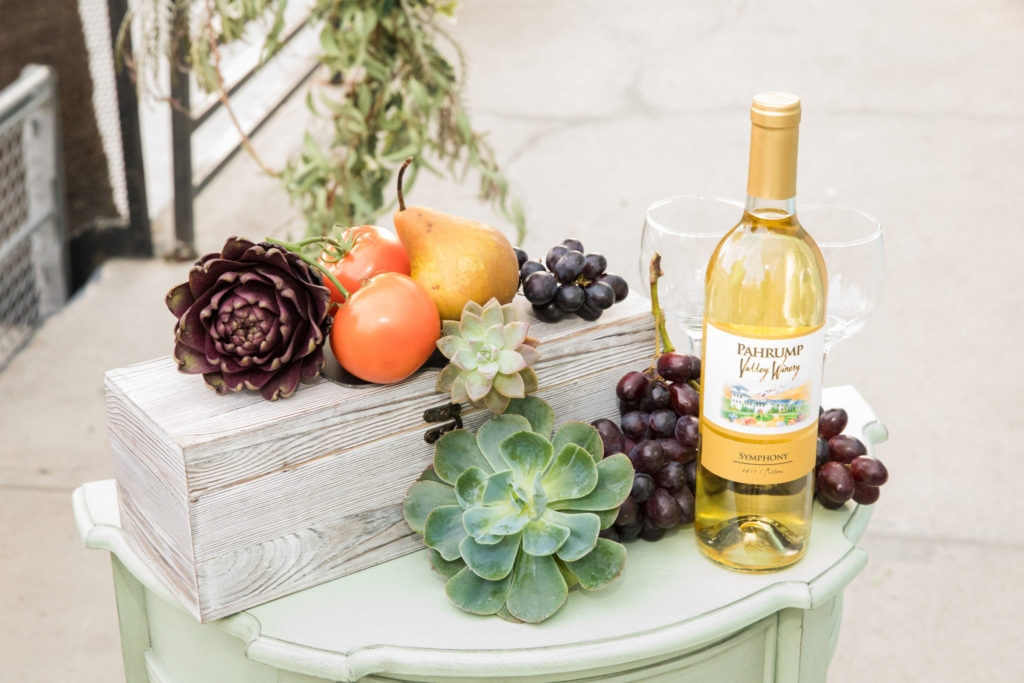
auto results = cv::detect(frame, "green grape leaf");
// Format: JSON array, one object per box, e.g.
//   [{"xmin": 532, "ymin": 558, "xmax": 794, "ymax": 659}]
[
  {"xmin": 403, "ymin": 480, "xmax": 457, "ymax": 534},
  {"xmin": 423, "ymin": 505, "xmax": 467, "ymax": 561},
  {"xmin": 553, "ymin": 422, "xmax": 604, "ymax": 464},
  {"xmin": 541, "ymin": 443, "xmax": 599, "ymax": 502},
  {"xmin": 445, "ymin": 567, "xmax": 512, "ymax": 616},
  {"xmin": 563, "ymin": 538, "xmax": 627, "ymax": 590}
]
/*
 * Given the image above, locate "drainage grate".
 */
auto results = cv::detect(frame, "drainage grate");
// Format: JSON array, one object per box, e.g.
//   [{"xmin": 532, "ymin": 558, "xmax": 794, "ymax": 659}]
[{"xmin": 0, "ymin": 66, "xmax": 68, "ymax": 372}]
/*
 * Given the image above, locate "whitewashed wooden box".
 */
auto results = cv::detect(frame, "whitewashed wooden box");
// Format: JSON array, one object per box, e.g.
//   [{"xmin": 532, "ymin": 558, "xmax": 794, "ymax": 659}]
[{"xmin": 107, "ymin": 296, "xmax": 654, "ymax": 622}]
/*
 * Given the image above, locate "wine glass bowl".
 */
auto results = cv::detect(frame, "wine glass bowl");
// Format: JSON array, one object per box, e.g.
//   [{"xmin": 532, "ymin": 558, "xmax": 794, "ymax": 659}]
[
  {"xmin": 639, "ymin": 198, "xmax": 883, "ymax": 354},
  {"xmin": 799, "ymin": 205, "xmax": 885, "ymax": 351},
  {"xmin": 639, "ymin": 196, "xmax": 740, "ymax": 351}
]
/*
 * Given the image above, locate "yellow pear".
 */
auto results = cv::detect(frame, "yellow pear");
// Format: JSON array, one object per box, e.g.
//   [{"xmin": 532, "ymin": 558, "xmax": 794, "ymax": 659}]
[{"xmin": 392, "ymin": 159, "xmax": 520, "ymax": 320}]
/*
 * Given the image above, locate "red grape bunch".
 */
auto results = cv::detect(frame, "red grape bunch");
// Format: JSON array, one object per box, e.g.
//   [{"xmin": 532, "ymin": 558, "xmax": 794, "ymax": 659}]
[
  {"xmin": 815, "ymin": 408, "xmax": 890, "ymax": 508},
  {"xmin": 593, "ymin": 351, "xmax": 703, "ymax": 543},
  {"xmin": 514, "ymin": 240, "xmax": 629, "ymax": 322}
]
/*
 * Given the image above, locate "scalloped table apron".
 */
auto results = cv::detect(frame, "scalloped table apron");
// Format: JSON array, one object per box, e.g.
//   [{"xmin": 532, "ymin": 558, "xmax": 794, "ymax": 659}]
[{"xmin": 75, "ymin": 385, "xmax": 887, "ymax": 683}]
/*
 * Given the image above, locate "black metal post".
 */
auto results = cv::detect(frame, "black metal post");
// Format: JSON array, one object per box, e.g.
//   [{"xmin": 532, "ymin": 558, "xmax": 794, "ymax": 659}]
[
  {"xmin": 67, "ymin": 1, "xmax": 156, "ymax": 290},
  {"xmin": 169, "ymin": 14, "xmax": 195, "ymax": 259},
  {"xmin": 107, "ymin": 0, "xmax": 151, "ymax": 258}
]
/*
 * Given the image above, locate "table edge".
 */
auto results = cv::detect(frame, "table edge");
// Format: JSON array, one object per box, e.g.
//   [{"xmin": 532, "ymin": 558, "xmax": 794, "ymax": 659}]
[{"xmin": 73, "ymin": 384, "xmax": 883, "ymax": 681}]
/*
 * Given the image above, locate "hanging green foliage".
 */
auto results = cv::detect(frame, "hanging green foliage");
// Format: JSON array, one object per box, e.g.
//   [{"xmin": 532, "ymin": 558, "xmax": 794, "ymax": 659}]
[{"xmin": 120, "ymin": 0, "xmax": 525, "ymax": 241}]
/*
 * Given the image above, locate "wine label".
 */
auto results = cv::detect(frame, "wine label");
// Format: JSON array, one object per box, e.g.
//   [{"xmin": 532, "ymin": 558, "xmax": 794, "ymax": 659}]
[{"xmin": 700, "ymin": 322, "xmax": 824, "ymax": 484}]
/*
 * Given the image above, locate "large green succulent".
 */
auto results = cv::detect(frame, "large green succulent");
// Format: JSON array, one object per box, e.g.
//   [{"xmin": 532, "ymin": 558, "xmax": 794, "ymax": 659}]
[
  {"xmin": 435, "ymin": 299, "xmax": 540, "ymax": 415},
  {"xmin": 403, "ymin": 397, "xmax": 633, "ymax": 623}
]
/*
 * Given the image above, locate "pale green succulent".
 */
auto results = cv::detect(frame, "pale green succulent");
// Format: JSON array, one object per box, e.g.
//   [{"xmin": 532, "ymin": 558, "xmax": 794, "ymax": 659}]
[
  {"xmin": 403, "ymin": 397, "xmax": 633, "ymax": 623},
  {"xmin": 435, "ymin": 298, "xmax": 540, "ymax": 415}
]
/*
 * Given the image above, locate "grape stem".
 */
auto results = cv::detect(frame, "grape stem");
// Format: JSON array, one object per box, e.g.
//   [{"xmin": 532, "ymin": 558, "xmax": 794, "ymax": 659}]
[{"xmin": 649, "ymin": 253, "xmax": 675, "ymax": 358}]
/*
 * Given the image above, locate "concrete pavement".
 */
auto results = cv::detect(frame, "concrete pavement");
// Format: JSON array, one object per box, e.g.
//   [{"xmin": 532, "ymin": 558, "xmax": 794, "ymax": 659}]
[{"xmin": 2, "ymin": 0, "xmax": 1022, "ymax": 680}]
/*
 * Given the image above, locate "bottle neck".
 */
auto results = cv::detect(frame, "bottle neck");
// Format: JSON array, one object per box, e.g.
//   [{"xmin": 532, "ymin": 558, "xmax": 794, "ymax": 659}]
[
  {"xmin": 744, "ymin": 195, "xmax": 796, "ymax": 219},
  {"xmin": 745, "ymin": 119, "xmax": 799, "ymax": 204}
]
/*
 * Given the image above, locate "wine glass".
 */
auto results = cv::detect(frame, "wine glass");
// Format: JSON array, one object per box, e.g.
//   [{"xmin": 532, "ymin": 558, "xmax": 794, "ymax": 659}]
[
  {"xmin": 639, "ymin": 195, "xmax": 740, "ymax": 352},
  {"xmin": 800, "ymin": 205, "xmax": 885, "ymax": 353}
]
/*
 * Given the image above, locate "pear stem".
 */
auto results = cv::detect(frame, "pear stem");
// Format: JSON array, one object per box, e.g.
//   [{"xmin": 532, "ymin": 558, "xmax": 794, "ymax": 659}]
[{"xmin": 397, "ymin": 157, "xmax": 413, "ymax": 212}]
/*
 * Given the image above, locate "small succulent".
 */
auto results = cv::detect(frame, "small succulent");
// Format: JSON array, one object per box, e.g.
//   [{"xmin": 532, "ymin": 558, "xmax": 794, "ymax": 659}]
[
  {"xmin": 403, "ymin": 397, "xmax": 634, "ymax": 623},
  {"xmin": 435, "ymin": 299, "xmax": 541, "ymax": 414},
  {"xmin": 165, "ymin": 236, "xmax": 332, "ymax": 400}
]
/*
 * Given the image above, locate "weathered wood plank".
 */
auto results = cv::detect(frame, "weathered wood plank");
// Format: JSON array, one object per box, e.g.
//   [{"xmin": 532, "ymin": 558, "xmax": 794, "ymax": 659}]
[
  {"xmin": 187, "ymin": 359, "xmax": 647, "ymax": 563},
  {"xmin": 181, "ymin": 308, "xmax": 653, "ymax": 499},
  {"xmin": 195, "ymin": 505, "xmax": 420, "ymax": 620},
  {"xmin": 109, "ymin": 295, "xmax": 657, "ymax": 621},
  {"xmin": 118, "ymin": 486, "xmax": 200, "ymax": 617},
  {"xmin": 107, "ymin": 297, "xmax": 648, "ymax": 443},
  {"xmin": 107, "ymin": 375, "xmax": 198, "ymax": 614}
]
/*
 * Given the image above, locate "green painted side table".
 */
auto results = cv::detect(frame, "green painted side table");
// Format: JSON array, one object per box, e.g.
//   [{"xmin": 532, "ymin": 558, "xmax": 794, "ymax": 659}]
[{"xmin": 75, "ymin": 385, "xmax": 887, "ymax": 683}]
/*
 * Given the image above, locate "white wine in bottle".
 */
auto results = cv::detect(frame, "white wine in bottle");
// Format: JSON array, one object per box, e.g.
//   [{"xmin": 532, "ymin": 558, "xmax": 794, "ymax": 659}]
[{"xmin": 695, "ymin": 93, "xmax": 827, "ymax": 572}]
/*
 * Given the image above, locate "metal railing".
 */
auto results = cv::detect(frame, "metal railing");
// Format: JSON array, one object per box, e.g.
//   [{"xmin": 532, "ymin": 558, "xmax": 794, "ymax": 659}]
[
  {"xmin": 154, "ymin": 2, "xmax": 320, "ymax": 257},
  {"xmin": 0, "ymin": 65, "xmax": 70, "ymax": 372}
]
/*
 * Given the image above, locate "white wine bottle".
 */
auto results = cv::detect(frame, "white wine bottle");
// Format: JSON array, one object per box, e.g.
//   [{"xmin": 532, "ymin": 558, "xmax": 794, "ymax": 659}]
[{"xmin": 695, "ymin": 93, "xmax": 827, "ymax": 572}]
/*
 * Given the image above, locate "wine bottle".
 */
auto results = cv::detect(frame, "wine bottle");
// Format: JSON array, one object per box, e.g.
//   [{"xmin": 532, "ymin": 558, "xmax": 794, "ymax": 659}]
[{"xmin": 695, "ymin": 93, "xmax": 827, "ymax": 572}]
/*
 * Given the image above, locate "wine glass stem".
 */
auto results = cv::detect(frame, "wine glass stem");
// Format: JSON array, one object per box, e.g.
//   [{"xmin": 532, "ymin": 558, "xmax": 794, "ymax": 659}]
[{"xmin": 821, "ymin": 344, "xmax": 832, "ymax": 385}]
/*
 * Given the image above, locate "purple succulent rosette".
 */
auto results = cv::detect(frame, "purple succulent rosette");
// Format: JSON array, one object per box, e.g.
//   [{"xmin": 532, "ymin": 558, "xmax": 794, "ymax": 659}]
[{"xmin": 165, "ymin": 236, "xmax": 332, "ymax": 400}]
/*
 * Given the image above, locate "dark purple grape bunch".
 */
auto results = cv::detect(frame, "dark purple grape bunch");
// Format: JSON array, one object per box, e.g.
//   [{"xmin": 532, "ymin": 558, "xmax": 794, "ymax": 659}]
[
  {"xmin": 515, "ymin": 239, "xmax": 629, "ymax": 322},
  {"xmin": 596, "ymin": 352, "xmax": 702, "ymax": 543},
  {"xmin": 814, "ymin": 408, "xmax": 889, "ymax": 508}
]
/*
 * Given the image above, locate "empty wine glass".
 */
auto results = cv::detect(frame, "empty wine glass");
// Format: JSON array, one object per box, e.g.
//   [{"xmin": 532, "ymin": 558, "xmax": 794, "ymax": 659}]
[
  {"xmin": 639, "ymin": 198, "xmax": 883, "ymax": 356},
  {"xmin": 800, "ymin": 205, "xmax": 885, "ymax": 352},
  {"xmin": 639, "ymin": 196, "xmax": 739, "ymax": 352}
]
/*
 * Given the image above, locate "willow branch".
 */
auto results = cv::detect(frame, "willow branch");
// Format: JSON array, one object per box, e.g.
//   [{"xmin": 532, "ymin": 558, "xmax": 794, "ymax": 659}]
[{"xmin": 204, "ymin": 0, "xmax": 277, "ymax": 177}]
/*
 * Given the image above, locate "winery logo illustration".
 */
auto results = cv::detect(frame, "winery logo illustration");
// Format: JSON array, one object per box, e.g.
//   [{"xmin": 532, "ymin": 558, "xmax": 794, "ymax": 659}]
[{"xmin": 721, "ymin": 382, "xmax": 811, "ymax": 428}]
